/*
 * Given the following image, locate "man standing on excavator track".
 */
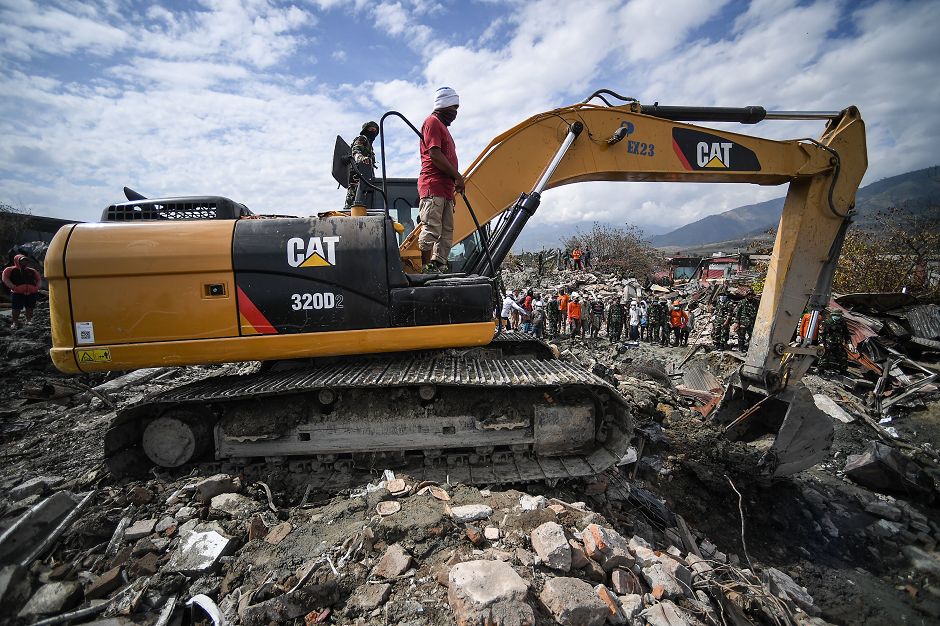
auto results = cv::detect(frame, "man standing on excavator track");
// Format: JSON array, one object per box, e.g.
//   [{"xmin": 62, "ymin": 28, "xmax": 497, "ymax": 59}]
[{"xmin": 418, "ymin": 87, "xmax": 464, "ymax": 274}]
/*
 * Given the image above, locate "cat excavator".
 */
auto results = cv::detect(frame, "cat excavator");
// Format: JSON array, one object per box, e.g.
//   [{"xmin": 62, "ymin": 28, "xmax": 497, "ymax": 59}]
[{"xmin": 45, "ymin": 90, "xmax": 866, "ymax": 488}]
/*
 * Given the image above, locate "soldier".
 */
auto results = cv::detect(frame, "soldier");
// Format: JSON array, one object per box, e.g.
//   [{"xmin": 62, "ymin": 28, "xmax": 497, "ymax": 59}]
[
  {"xmin": 733, "ymin": 290, "xmax": 759, "ymax": 351},
  {"xmin": 818, "ymin": 311, "xmax": 850, "ymax": 374},
  {"xmin": 711, "ymin": 294, "xmax": 735, "ymax": 350},
  {"xmin": 659, "ymin": 298, "xmax": 672, "ymax": 346},
  {"xmin": 646, "ymin": 299, "xmax": 663, "ymax": 344},
  {"xmin": 547, "ymin": 292, "xmax": 559, "ymax": 337},
  {"xmin": 590, "ymin": 297, "xmax": 605, "ymax": 339},
  {"xmin": 607, "ymin": 297, "xmax": 625, "ymax": 342},
  {"xmin": 344, "ymin": 121, "xmax": 379, "ymax": 211}
]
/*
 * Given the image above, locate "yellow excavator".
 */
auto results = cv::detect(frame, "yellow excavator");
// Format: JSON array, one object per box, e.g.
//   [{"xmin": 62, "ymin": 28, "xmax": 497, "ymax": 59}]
[{"xmin": 46, "ymin": 90, "xmax": 866, "ymax": 487}]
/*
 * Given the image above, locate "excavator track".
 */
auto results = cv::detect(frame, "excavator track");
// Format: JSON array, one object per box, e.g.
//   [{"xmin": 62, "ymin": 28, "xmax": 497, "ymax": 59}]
[{"xmin": 104, "ymin": 348, "xmax": 633, "ymax": 493}]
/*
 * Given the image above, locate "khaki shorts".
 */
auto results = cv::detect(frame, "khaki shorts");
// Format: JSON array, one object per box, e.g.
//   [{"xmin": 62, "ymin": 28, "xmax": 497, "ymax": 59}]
[{"xmin": 418, "ymin": 196, "xmax": 455, "ymax": 265}]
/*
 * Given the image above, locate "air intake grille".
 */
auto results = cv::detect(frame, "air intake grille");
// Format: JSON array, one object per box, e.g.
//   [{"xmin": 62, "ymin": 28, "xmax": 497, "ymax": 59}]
[{"xmin": 105, "ymin": 201, "xmax": 218, "ymax": 221}]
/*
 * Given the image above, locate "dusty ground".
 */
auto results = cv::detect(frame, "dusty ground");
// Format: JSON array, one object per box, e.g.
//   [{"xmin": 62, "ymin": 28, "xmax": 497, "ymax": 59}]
[{"xmin": 1, "ymin": 296, "xmax": 939, "ymax": 625}]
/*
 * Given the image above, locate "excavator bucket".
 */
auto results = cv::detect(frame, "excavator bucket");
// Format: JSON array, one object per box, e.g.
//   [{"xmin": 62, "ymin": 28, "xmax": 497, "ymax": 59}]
[{"xmin": 714, "ymin": 375, "xmax": 833, "ymax": 478}]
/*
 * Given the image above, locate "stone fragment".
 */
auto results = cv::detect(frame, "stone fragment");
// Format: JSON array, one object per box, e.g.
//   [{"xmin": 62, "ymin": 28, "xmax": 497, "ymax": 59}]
[
  {"xmin": 265, "ymin": 522, "xmax": 292, "ymax": 546},
  {"xmin": 0, "ymin": 565, "xmax": 30, "ymax": 613},
  {"xmin": 155, "ymin": 517, "xmax": 176, "ymax": 534},
  {"xmin": 248, "ymin": 517, "xmax": 268, "ymax": 541},
  {"xmin": 698, "ymin": 539, "xmax": 717, "ymax": 559},
  {"xmin": 659, "ymin": 555, "xmax": 693, "ymax": 589},
  {"xmin": 763, "ymin": 568, "xmax": 819, "ymax": 616},
  {"xmin": 123, "ymin": 519, "xmax": 156, "ymax": 542},
  {"xmin": 86, "ymin": 566, "xmax": 124, "ymax": 599},
  {"xmin": 196, "ymin": 474, "xmax": 239, "ymax": 504},
  {"xmin": 448, "ymin": 560, "xmax": 531, "ymax": 626},
  {"xmin": 514, "ymin": 549, "xmax": 540, "ymax": 567},
  {"xmin": 465, "ymin": 526, "xmax": 484, "ymax": 546},
  {"xmin": 128, "ymin": 552, "xmax": 160, "ymax": 577},
  {"xmin": 641, "ymin": 563, "xmax": 687, "ymax": 599},
  {"xmin": 240, "ymin": 581, "xmax": 339, "ymax": 625},
  {"xmin": 126, "ymin": 486, "xmax": 152, "ymax": 505},
  {"xmin": 618, "ymin": 593, "xmax": 644, "ymax": 622},
  {"xmin": 450, "ymin": 505, "xmax": 493, "ymax": 523},
  {"xmin": 175, "ymin": 506, "xmax": 196, "ymax": 522},
  {"xmin": 210, "ymin": 493, "xmax": 262, "ymax": 517},
  {"xmin": 685, "ymin": 554, "xmax": 714, "ymax": 582},
  {"xmin": 539, "ymin": 577, "xmax": 609, "ymax": 626},
  {"xmin": 863, "ymin": 500, "xmax": 902, "ymax": 522},
  {"xmin": 108, "ymin": 546, "xmax": 133, "ymax": 570},
  {"xmin": 582, "ymin": 557, "xmax": 606, "ymax": 582},
  {"xmin": 568, "ymin": 538, "xmax": 589, "ymax": 569},
  {"xmin": 902, "ymin": 545, "xmax": 940, "ymax": 577},
  {"xmin": 594, "ymin": 584, "xmax": 627, "ymax": 625},
  {"xmin": 349, "ymin": 582, "xmax": 391, "ymax": 613},
  {"xmin": 484, "ymin": 527, "xmax": 501, "ymax": 541},
  {"xmin": 548, "ymin": 504, "xmax": 568, "ymax": 517},
  {"xmin": 373, "ymin": 544, "xmax": 413, "ymax": 579},
  {"xmin": 10, "ymin": 476, "xmax": 65, "ymax": 501},
  {"xmin": 640, "ymin": 600, "xmax": 694, "ymax": 626},
  {"xmin": 165, "ymin": 528, "xmax": 231, "ymax": 575},
  {"xmin": 520, "ymin": 494, "xmax": 547, "ymax": 511},
  {"xmin": 17, "ymin": 582, "xmax": 82, "ymax": 619},
  {"xmin": 611, "ymin": 568, "xmax": 641, "ymax": 595},
  {"xmin": 869, "ymin": 519, "xmax": 901, "ymax": 538},
  {"xmin": 581, "ymin": 524, "xmax": 634, "ymax": 571},
  {"xmin": 531, "ymin": 522, "xmax": 571, "ymax": 571}
]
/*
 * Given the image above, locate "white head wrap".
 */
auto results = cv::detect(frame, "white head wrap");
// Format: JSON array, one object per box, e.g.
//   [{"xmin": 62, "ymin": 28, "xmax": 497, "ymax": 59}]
[{"xmin": 433, "ymin": 87, "xmax": 459, "ymax": 109}]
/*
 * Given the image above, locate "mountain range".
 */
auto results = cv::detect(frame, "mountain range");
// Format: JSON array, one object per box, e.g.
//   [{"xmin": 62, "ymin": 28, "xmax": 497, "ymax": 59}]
[{"xmin": 649, "ymin": 166, "xmax": 938, "ymax": 249}]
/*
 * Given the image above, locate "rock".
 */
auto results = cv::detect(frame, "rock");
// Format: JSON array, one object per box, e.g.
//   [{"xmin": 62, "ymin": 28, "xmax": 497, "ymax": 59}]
[
  {"xmin": 902, "ymin": 545, "xmax": 940, "ymax": 577},
  {"xmin": 611, "ymin": 568, "xmax": 641, "ymax": 595},
  {"xmin": 9, "ymin": 476, "xmax": 65, "ymax": 500},
  {"xmin": 448, "ymin": 560, "xmax": 532, "ymax": 626},
  {"xmin": 869, "ymin": 519, "xmax": 901, "ymax": 538},
  {"xmin": 165, "ymin": 528, "xmax": 231, "ymax": 575},
  {"xmin": 86, "ymin": 566, "xmax": 123, "ymax": 599},
  {"xmin": 450, "ymin": 505, "xmax": 493, "ymax": 523},
  {"xmin": 618, "ymin": 593, "xmax": 644, "ymax": 622},
  {"xmin": 520, "ymin": 494, "xmax": 547, "ymax": 511},
  {"xmin": 628, "ymin": 538, "xmax": 658, "ymax": 568},
  {"xmin": 123, "ymin": 519, "xmax": 156, "ymax": 541},
  {"xmin": 128, "ymin": 552, "xmax": 160, "ymax": 577},
  {"xmin": 539, "ymin": 577, "xmax": 609, "ymax": 626},
  {"xmin": 348, "ymin": 582, "xmax": 391, "ymax": 614},
  {"xmin": 641, "ymin": 563, "xmax": 688, "ymax": 599},
  {"xmin": 210, "ymin": 493, "xmax": 262, "ymax": 517},
  {"xmin": 109, "ymin": 546, "xmax": 133, "ymax": 570},
  {"xmin": 175, "ymin": 506, "xmax": 197, "ymax": 521},
  {"xmin": 196, "ymin": 474, "xmax": 239, "ymax": 504},
  {"xmin": 0, "ymin": 565, "xmax": 30, "ymax": 613},
  {"xmin": 373, "ymin": 544, "xmax": 413, "ymax": 579},
  {"xmin": 594, "ymin": 584, "xmax": 627, "ymax": 625},
  {"xmin": 698, "ymin": 539, "xmax": 717, "ymax": 559},
  {"xmin": 465, "ymin": 526, "xmax": 484, "ymax": 546},
  {"xmin": 581, "ymin": 524, "xmax": 634, "ymax": 572},
  {"xmin": 659, "ymin": 555, "xmax": 693, "ymax": 590},
  {"xmin": 265, "ymin": 522, "xmax": 292, "ymax": 545},
  {"xmin": 685, "ymin": 554, "xmax": 714, "ymax": 583},
  {"xmin": 248, "ymin": 517, "xmax": 268, "ymax": 541},
  {"xmin": 640, "ymin": 600, "xmax": 694, "ymax": 626},
  {"xmin": 568, "ymin": 538, "xmax": 589, "ymax": 569},
  {"xmin": 514, "ymin": 549, "xmax": 540, "ymax": 567},
  {"xmin": 17, "ymin": 582, "xmax": 82, "ymax": 619},
  {"xmin": 531, "ymin": 522, "xmax": 571, "ymax": 571},
  {"xmin": 155, "ymin": 516, "xmax": 176, "ymax": 534},
  {"xmin": 763, "ymin": 567, "xmax": 819, "ymax": 616},
  {"xmin": 582, "ymin": 557, "xmax": 607, "ymax": 582},
  {"xmin": 864, "ymin": 501, "xmax": 902, "ymax": 522},
  {"xmin": 126, "ymin": 486, "xmax": 152, "ymax": 505},
  {"xmin": 484, "ymin": 527, "xmax": 501, "ymax": 541}
]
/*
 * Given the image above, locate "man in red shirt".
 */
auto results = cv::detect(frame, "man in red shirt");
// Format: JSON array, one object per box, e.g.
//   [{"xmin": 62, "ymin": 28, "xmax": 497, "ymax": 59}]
[{"xmin": 418, "ymin": 87, "xmax": 464, "ymax": 273}]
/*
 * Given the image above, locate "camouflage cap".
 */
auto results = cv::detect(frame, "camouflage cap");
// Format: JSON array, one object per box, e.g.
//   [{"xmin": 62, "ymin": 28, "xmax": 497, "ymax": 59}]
[{"xmin": 362, "ymin": 121, "xmax": 379, "ymax": 132}]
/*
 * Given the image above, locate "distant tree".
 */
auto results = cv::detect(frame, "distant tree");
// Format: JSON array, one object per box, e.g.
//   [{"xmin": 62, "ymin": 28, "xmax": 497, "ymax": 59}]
[
  {"xmin": 561, "ymin": 222, "xmax": 665, "ymax": 277},
  {"xmin": 0, "ymin": 202, "xmax": 33, "ymax": 252}
]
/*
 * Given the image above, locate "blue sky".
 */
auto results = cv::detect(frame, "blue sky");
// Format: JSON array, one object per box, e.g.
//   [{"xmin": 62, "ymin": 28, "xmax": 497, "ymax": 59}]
[{"xmin": 1, "ymin": 0, "xmax": 938, "ymax": 247}]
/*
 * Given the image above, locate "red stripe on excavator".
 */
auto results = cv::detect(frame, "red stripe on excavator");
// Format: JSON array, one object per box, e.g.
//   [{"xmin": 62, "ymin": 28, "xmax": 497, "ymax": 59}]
[
  {"xmin": 236, "ymin": 286, "xmax": 278, "ymax": 334},
  {"xmin": 672, "ymin": 138, "xmax": 693, "ymax": 171}
]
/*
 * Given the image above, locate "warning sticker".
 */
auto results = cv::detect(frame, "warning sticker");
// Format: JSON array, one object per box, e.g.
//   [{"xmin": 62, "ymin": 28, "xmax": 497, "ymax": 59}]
[
  {"xmin": 75, "ymin": 321, "xmax": 95, "ymax": 345},
  {"xmin": 77, "ymin": 348, "xmax": 111, "ymax": 363}
]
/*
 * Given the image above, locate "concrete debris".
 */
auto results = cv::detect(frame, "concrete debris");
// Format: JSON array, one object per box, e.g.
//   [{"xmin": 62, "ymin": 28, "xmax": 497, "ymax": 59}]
[
  {"xmin": 195, "ymin": 474, "xmax": 239, "ymax": 503},
  {"xmin": 165, "ymin": 527, "xmax": 231, "ymax": 575},
  {"xmin": 539, "ymin": 576, "xmax": 609, "ymax": 626},
  {"xmin": 17, "ymin": 581, "xmax": 82, "ymax": 619},
  {"xmin": 448, "ymin": 560, "xmax": 531, "ymax": 626},
  {"xmin": 210, "ymin": 492, "xmax": 262, "ymax": 517},
  {"xmin": 641, "ymin": 600, "xmax": 695, "ymax": 626},
  {"xmin": 9, "ymin": 476, "xmax": 65, "ymax": 501},
  {"xmin": 763, "ymin": 567, "xmax": 820, "ymax": 616},
  {"xmin": 373, "ymin": 544, "xmax": 413, "ymax": 579},
  {"xmin": 449, "ymin": 504, "xmax": 493, "ymax": 523},
  {"xmin": 122, "ymin": 519, "xmax": 156, "ymax": 542},
  {"xmin": 530, "ymin": 521, "xmax": 571, "ymax": 571}
]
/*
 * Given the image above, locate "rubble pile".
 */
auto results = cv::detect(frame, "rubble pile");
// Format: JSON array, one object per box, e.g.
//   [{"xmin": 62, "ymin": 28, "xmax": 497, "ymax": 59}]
[{"xmin": 2, "ymin": 266, "xmax": 940, "ymax": 625}]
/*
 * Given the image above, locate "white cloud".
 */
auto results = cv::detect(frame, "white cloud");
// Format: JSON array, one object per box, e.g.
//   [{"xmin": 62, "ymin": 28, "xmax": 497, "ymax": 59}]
[{"xmin": 0, "ymin": 0, "xmax": 130, "ymax": 60}]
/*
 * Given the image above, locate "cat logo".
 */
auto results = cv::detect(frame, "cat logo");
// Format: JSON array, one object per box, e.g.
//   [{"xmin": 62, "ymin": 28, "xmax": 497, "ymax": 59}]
[
  {"xmin": 287, "ymin": 236, "xmax": 341, "ymax": 268},
  {"xmin": 672, "ymin": 128, "xmax": 761, "ymax": 172}
]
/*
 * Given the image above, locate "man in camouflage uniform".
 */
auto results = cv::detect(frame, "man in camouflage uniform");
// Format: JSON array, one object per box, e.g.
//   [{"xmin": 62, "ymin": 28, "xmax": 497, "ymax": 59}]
[
  {"xmin": 659, "ymin": 298, "xmax": 672, "ymax": 346},
  {"xmin": 547, "ymin": 293, "xmax": 560, "ymax": 337},
  {"xmin": 646, "ymin": 299, "xmax": 663, "ymax": 344},
  {"xmin": 344, "ymin": 121, "xmax": 380, "ymax": 211},
  {"xmin": 733, "ymin": 290, "xmax": 759, "ymax": 351},
  {"xmin": 607, "ymin": 297, "xmax": 625, "ymax": 342},
  {"xmin": 711, "ymin": 294, "xmax": 735, "ymax": 350},
  {"xmin": 818, "ymin": 312, "xmax": 850, "ymax": 374}
]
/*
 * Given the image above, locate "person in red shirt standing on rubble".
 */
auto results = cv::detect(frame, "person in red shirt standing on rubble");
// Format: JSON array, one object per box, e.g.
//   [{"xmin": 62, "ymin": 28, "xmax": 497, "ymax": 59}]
[
  {"xmin": 669, "ymin": 300, "xmax": 689, "ymax": 347},
  {"xmin": 418, "ymin": 87, "xmax": 463, "ymax": 274},
  {"xmin": 3, "ymin": 254, "xmax": 42, "ymax": 329}
]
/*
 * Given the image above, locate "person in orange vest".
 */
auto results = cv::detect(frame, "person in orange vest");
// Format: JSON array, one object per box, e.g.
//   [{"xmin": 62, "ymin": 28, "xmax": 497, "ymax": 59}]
[
  {"xmin": 572, "ymin": 248, "xmax": 583, "ymax": 270},
  {"xmin": 558, "ymin": 290, "xmax": 570, "ymax": 335},
  {"xmin": 798, "ymin": 309, "xmax": 820, "ymax": 343},
  {"xmin": 568, "ymin": 292, "xmax": 583, "ymax": 338},
  {"xmin": 669, "ymin": 300, "xmax": 689, "ymax": 347}
]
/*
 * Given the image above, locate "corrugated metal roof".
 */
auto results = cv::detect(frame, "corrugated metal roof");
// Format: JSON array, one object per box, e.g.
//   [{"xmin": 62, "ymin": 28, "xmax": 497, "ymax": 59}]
[{"xmin": 905, "ymin": 305, "xmax": 940, "ymax": 339}]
